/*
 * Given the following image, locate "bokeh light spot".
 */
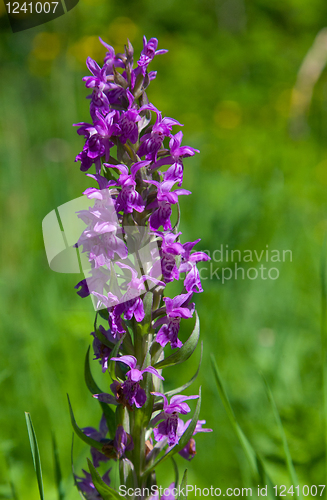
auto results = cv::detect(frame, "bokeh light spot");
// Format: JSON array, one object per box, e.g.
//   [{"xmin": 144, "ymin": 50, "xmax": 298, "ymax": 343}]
[
  {"xmin": 32, "ymin": 32, "xmax": 61, "ymax": 61},
  {"xmin": 107, "ymin": 17, "xmax": 139, "ymax": 46}
]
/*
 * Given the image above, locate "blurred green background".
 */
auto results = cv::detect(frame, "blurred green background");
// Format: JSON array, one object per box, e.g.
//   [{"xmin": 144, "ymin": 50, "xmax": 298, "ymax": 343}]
[{"xmin": 2, "ymin": 0, "xmax": 327, "ymax": 497}]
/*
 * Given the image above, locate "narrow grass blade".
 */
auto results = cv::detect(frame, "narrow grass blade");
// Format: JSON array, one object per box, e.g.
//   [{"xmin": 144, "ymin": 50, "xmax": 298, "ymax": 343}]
[
  {"xmin": 52, "ymin": 432, "xmax": 65, "ymax": 500},
  {"xmin": 177, "ymin": 469, "xmax": 188, "ymax": 500},
  {"xmin": 263, "ymin": 377, "xmax": 301, "ymax": 500},
  {"xmin": 25, "ymin": 412, "xmax": 44, "ymax": 500}
]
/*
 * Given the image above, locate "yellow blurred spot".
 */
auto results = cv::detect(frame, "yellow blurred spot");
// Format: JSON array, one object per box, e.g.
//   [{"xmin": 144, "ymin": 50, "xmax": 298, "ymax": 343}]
[
  {"xmin": 214, "ymin": 101, "xmax": 242, "ymax": 129},
  {"xmin": 107, "ymin": 17, "xmax": 139, "ymax": 46},
  {"xmin": 32, "ymin": 32, "xmax": 61, "ymax": 61},
  {"xmin": 315, "ymin": 159, "xmax": 327, "ymax": 185},
  {"xmin": 275, "ymin": 89, "xmax": 292, "ymax": 118},
  {"xmin": 289, "ymin": 88, "xmax": 308, "ymax": 118},
  {"xmin": 68, "ymin": 35, "xmax": 105, "ymax": 66}
]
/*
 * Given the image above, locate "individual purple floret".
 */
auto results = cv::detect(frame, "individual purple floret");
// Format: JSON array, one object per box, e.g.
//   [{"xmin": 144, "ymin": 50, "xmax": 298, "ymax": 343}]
[
  {"xmin": 151, "ymin": 131, "xmax": 200, "ymax": 186},
  {"xmin": 99, "ymin": 37, "xmax": 125, "ymax": 73},
  {"xmin": 109, "ymin": 355, "xmax": 164, "ymax": 408},
  {"xmin": 113, "ymin": 262, "xmax": 164, "ymax": 322},
  {"xmin": 75, "ymin": 468, "xmax": 111, "ymax": 500},
  {"xmin": 154, "ymin": 291, "xmax": 195, "ymax": 349},
  {"xmin": 145, "ymin": 179, "xmax": 191, "ymax": 231},
  {"xmin": 91, "ymin": 325, "xmax": 116, "ymax": 372},
  {"xmin": 113, "ymin": 425, "xmax": 134, "ymax": 458},
  {"xmin": 103, "ymin": 161, "xmax": 151, "ymax": 214},
  {"xmin": 180, "ymin": 239, "xmax": 211, "ymax": 293},
  {"xmin": 137, "ymin": 36, "xmax": 168, "ymax": 74},
  {"xmin": 82, "ymin": 414, "xmax": 110, "ymax": 468},
  {"xmin": 156, "ymin": 231, "xmax": 184, "ymax": 282},
  {"xmin": 150, "ymin": 483, "xmax": 176, "ymax": 500},
  {"xmin": 176, "ymin": 419, "xmax": 213, "ymax": 460},
  {"xmin": 137, "ymin": 104, "xmax": 182, "ymax": 162},
  {"xmin": 151, "ymin": 393, "xmax": 199, "ymax": 446}
]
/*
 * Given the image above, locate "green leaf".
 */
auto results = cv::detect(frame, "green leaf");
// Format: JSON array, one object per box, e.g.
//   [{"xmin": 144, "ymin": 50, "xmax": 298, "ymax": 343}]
[
  {"xmin": 142, "ymin": 388, "xmax": 201, "ymax": 477},
  {"xmin": 94, "ymin": 329, "xmax": 115, "ymax": 350},
  {"xmin": 171, "ymin": 457, "xmax": 179, "ymax": 488},
  {"xmin": 133, "ymin": 72, "xmax": 144, "ymax": 99},
  {"xmin": 137, "ymin": 292, "xmax": 154, "ymax": 337},
  {"xmin": 263, "ymin": 377, "xmax": 301, "ymax": 500},
  {"xmin": 84, "ymin": 347, "xmax": 116, "ymax": 437},
  {"xmin": 51, "ymin": 433, "xmax": 65, "ymax": 500},
  {"xmin": 87, "ymin": 459, "xmax": 126, "ymax": 500},
  {"xmin": 25, "ymin": 412, "xmax": 44, "ymax": 500},
  {"xmin": 154, "ymin": 312, "xmax": 200, "ymax": 369},
  {"xmin": 99, "ymin": 308, "xmax": 109, "ymax": 321},
  {"xmin": 165, "ymin": 341, "xmax": 203, "ymax": 398},
  {"xmin": 67, "ymin": 395, "xmax": 104, "ymax": 451},
  {"xmin": 177, "ymin": 469, "xmax": 188, "ymax": 500},
  {"xmin": 211, "ymin": 356, "xmax": 277, "ymax": 490}
]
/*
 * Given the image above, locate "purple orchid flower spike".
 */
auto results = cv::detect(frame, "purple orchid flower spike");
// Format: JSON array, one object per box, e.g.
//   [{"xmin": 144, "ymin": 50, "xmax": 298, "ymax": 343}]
[
  {"xmin": 110, "ymin": 355, "xmax": 164, "ymax": 408},
  {"xmin": 70, "ymin": 35, "xmax": 212, "ymax": 495},
  {"xmin": 154, "ymin": 291, "xmax": 195, "ymax": 349},
  {"xmin": 151, "ymin": 392, "xmax": 199, "ymax": 446}
]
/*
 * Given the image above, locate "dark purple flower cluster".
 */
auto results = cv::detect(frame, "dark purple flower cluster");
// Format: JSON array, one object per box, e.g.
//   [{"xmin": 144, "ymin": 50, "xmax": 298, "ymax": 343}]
[{"xmin": 72, "ymin": 36, "xmax": 211, "ymax": 499}]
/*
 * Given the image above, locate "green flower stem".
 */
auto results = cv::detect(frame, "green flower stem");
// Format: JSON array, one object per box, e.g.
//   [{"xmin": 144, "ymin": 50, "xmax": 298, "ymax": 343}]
[{"xmin": 131, "ymin": 407, "xmax": 146, "ymax": 490}]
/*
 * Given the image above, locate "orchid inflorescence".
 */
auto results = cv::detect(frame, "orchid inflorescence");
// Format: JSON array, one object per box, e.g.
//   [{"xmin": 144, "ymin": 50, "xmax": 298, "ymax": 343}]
[{"xmin": 71, "ymin": 35, "xmax": 212, "ymax": 499}]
